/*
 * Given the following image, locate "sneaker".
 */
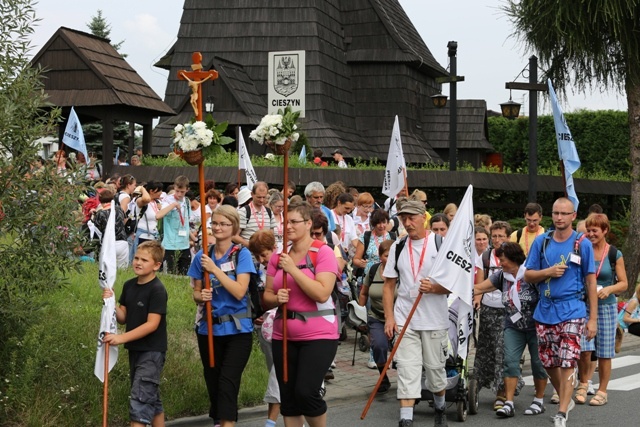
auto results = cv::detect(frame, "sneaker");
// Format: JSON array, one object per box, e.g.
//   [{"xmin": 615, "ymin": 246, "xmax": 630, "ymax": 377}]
[
  {"xmin": 331, "ymin": 358, "xmax": 337, "ymax": 369},
  {"xmin": 553, "ymin": 415, "xmax": 566, "ymax": 427},
  {"xmin": 434, "ymin": 408, "xmax": 448, "ymax": 427},
  {"xmin": 319, "ymin": 384, "xmax": 326, "ymax": 398},
  {"xmin": 398, "ymin": 419, "xmax": 413, "ymax": 427},
  {"xmin": 367, "ymin": 348, "xmax": 377, "ymax": 369},
  {"xmin": 567, "ymin": 399, "xmax": 575, "ymax": 419},
  {"xmin": 324, "ymin": 369, "xmax": 334, "ymax": 380},
  {"xmin": 550, "ymin": 391, "xmax": 560, "ymax": 404},
  {"xmin": 496, "ymin": 402, "xmax": 514, "ymax": 418},
  {"xmin": 587, "ymin": 380, "xmax": 595, "ymax": 395}
]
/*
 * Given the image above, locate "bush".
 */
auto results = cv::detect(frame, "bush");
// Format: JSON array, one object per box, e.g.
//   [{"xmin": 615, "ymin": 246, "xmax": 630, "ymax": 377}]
[{"xmin": 0, "ymin": 264, "xmax": 268, "ymax": 426}]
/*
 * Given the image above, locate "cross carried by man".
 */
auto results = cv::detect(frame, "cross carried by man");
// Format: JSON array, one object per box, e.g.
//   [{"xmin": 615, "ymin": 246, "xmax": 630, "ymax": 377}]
[{"xmin": 178, "ymin": 52, "xmax": 218, "ymax": 120}]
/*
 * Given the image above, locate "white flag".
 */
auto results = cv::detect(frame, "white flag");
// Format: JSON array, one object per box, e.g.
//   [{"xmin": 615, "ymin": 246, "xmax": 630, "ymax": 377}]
[
  {"xmin": 94, "ymin": 203, "xmax": 119, "ymax": 382},
  {"xmin": 382, "ymin": 115, "xmax": 406, "ymax": 198},
  {"xmin": 428, "ymin": 185, "xmax": 475, "ymax": 359},
  {"xmin": 238, "ymin": 127, "xmax": 258, "ymax": 191},
  {"xmin": 298, "ymin": 145, "xmax": 307, "ymax": 164},
  {"xmin": 62, "ymin": 106, "xmax": 88, "ymax": 161}
]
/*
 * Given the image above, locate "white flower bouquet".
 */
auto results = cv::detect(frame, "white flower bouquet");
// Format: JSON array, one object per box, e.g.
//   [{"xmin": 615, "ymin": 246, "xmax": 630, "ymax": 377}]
[
  {"xmin": 249, "ymin": 106, "xmax": 301, "ymax": 153},
  {"xmin": 173, "ymin": 121, "xmax": 213, "ymax": 153}
]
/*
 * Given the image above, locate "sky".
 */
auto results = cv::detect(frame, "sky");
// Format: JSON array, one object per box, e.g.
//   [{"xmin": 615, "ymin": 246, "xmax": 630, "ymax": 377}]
[{"xmin": 30, "ymin": 0, "xmax": 627, "ymax": 116}]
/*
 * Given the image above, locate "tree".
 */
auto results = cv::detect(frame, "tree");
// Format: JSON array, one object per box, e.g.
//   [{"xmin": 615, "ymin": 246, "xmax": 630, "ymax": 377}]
[
  {"xmin": 504, "ymin": 0, "xmax": 640, "ymax": 294},
  {"xmin": 86, "ymin": 9, "xmax": 126, "ymax": 57},
  {"xmin": 0, "ymin": 0, "xmax": 85, "ymax": 358}
]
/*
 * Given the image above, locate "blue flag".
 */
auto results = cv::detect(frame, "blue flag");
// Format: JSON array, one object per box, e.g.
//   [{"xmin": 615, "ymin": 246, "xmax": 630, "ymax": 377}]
[
  {"xmin": 62, "ymin": 107, "xmax": 88, "ymax": 161},
  {"xmin": 548, "ymin": 79, "xmax": 580, "ymax": 211},
  {"xmin": 114, "ymin": 146, "xmax": 120, "ymax": 165},
  {"xmin": 298, "ymin": 145, "xmax": 307, "ymax": 164}
]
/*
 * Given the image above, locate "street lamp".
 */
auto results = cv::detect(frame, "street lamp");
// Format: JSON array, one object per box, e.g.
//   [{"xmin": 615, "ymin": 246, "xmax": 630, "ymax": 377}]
[
  {"xmin": 503, "ymin": 55, "xmax": 547, "ymax": 202},
  {"xmin": 500, "ymin": 92, "xmax": 521, "ymax": 120},
  {"xmin": 434, "ymin": 41, "xmax": 465, "ymax": 172}
]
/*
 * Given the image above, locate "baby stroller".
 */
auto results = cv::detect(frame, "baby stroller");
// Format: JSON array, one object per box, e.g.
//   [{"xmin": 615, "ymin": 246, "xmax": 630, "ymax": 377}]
[
  {"xmin": 346, "ymin": 300, "xmax": 370, "ymax": 364},
  {"xmin": 419, "ymin": 298, "xmax": 478, "ymax": 422}
]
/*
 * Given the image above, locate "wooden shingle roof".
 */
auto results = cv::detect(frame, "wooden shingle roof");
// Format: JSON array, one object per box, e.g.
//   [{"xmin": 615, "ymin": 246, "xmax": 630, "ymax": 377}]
[
  {"xmin": 423, "ymin": 100, "xmax": 493, "ymax": 150},
  {"xmin": 31, "ymin": 27, "xmax": 174, "ymax": 117},
  {"xmin": 154, "ymin": 0, "xmax": 490, "ymax": 162}
]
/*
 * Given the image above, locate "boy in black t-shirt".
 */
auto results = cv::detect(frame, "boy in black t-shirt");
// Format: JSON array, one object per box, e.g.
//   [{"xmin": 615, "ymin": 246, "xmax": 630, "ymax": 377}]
[{"xmin": 102, "ymin": 241, "xmax": 168, "ymax": 427}]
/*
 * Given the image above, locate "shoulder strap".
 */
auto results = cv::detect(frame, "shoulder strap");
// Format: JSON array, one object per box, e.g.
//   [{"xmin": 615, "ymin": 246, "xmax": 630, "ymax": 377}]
[
  {"xmin": 389, "ymin": 231, "xmax": 397, "ymax": 241},
  {"xmin": 541, "ymin": 230, "xmax": 554, "ymax": 255},
  {"xmin": 368, "ymin": 262, "xmax": 382, "ymax": 285},
  {"xmin": 326, "ymin": 231, "xmax": 334, "ymax": 248},
  {"xmin": 299, "ymin": 239, "xmax": 325, "ymax": 273},
  {"xmin": 266, "ymin": 206, "xmax": 273, "ymax": 220},
  {"xmin": 608, "ymin": 244, "xmax": 618, "ymax": 284},
  {"xmin": 394, "ymin": 235, "xmax": 408, "ymax": 275},
  {"xmin": 516, "ymin": 228, "xmax": 523, "ymax": 243},
  {"xmin": 244, "ymin": 204, "xmax": 251, "ymax": 224},
  {"xmin": 362, "ymin": 231, "xmax": 372, "ymax": 261},
  {"xmin": 574, "ymin": 231, "xmax": 586, "ymax": 255}
]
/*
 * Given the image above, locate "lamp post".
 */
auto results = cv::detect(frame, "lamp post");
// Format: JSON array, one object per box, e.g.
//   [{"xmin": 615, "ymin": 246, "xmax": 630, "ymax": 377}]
[
  {"xmin": 432, "ymin": 41, "xmax": 465, "ymax": 171},
  {"xmin": 503, "ymin": 55, "xmax": 547, "ymax": 202}
]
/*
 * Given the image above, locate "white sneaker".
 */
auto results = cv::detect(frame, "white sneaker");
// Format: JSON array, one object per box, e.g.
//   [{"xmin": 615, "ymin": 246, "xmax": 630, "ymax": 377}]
[
  {"xmin": 587, "ymin": 380, "xmax": 595, "ymax": 395},
  {"xmin": 553, "ymin": 415, "xmax": 567, "ymax": 427},
  {"xmin": 367, "ymin": 348, "xmax": 377, "ymax": 369},
  {"xmin": 331, "ymin": 359, "xmax": 336, "ymax": 369}
]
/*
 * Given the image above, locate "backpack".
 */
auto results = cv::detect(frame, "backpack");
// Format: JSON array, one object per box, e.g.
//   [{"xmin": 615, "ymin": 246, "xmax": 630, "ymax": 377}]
[
  {"xmin": 208, "ymin": 244, "xmax": 265, "ymax": 321},
  {"xmin": 393, "ymin": 232, "xmax": 443, "ymax": 281},
  {"xmin": 115, "ymin": 191, "xmax": 138, "ymax": 235},
  {"xmin": 353, "ymin": 230, "xmax": 397, "ymax": 278},
  {"xmin": 243, "ymin": 204, "xmax": 273, "ymax": 225}
]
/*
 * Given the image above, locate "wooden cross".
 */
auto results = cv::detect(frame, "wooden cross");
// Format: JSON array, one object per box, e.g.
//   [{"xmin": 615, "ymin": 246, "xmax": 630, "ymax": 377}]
[{"xmin": 177, "ymin": 52, "xmax": 219, "ymax": 121}]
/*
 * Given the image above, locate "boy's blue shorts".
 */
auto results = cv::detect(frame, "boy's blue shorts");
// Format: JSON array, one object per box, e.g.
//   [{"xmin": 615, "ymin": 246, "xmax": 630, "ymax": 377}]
[{"xmin": 129, "ymin": 350, "xmax": 165, "ymax": 424}]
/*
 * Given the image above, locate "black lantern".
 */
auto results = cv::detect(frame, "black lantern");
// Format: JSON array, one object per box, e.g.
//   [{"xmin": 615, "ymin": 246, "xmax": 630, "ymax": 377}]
[
  {"xmin": 500, "ymin": 97, "xmax": 521, "ymax": 120},
  {"xmin": 205, "ymin": 96, "xmax": 215, "ymax": 114}
]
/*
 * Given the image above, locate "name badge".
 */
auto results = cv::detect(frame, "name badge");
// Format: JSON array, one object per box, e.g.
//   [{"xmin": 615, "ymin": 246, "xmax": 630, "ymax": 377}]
[
  {"xmin": 221, "ymin": 261, "xmax": 235, "ymax": 272},
  {"xmin": 510, "ymin": 312, "xmax": 522, "ymax": 323},
  {"xmin": 410, "ymin": 288, "xmax": 419, "ymax": 298},
  {"xmin": 596, "ymin": 285, "xmax": 603, "ymax": 292},
  {"xmin": 178, "ymin": 230, "xmax": 187, "ymax": 237},
  {"xmin": 569, "ymin": 253, "xmax": 581, "ymax": 265}
]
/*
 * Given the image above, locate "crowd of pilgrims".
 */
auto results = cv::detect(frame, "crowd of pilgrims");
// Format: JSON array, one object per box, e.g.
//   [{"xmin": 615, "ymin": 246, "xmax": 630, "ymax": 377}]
[{"xmin": 74, "ymin": 165, "xmax": 640, "ymax": 427}]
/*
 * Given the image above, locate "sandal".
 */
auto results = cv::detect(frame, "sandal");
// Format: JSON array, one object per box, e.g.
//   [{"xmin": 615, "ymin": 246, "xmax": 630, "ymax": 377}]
[
  {"xmin": 523, "ymin": 400, "xmax": 545, "ymax": 415},
  {"xmin": 496, "ymin": 402, "xmax": 514, "ymax": 418},
  {"xmin": 574, "ymin": 384, "xmax": 588, "ymax": 404},
  {"xmin": 589, "ymin": 391, "xmax": 608, "ymax": 406},
  {"xmin": 550, "ymin": 390, "xmax": 559, "ymax": 404},
  {"xmin": 494, "ymin": 395, "xmax": 506, "ymax": 411}
]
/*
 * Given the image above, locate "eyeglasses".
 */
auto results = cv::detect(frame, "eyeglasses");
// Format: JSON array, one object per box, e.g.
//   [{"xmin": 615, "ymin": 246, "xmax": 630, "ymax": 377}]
[
  {"xmin": 360, "ymin": 204, "xmax": 374, "ymax": 211},
  {"xmin": 551, "ymin": 211, "xmax": 575, "ymax": 216},
  {"xmin": 420, "ymin": 200, "xmax": 428, "ymax": 206},
  {"xmin": 311, "ymin": 231, "xmax": 324, "ymax": 237},
  {"xmin": 287, "ymin": 219, "xmax": 308, "ymax": 225},
  {"xmin": 211, "ymin": 221, "xmax": 233, "ymax": 228}
]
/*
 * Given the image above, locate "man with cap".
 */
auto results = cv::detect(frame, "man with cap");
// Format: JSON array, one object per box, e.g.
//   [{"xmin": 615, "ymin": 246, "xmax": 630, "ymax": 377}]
[
  {"xmin": 234, "ymin": 182, "xmax": 276, "ymax": 247},
  {"xmin": 332, "ymin": 149, "xmax": 348, "ymax": 168},
  {"xmin": 382, "ymin": 200, "xmax": 450, "ymax": 427}
]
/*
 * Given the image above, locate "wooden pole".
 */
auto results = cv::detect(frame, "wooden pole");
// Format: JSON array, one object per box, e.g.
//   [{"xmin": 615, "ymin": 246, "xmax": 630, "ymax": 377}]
[
  {"xmin": 102, "ymin": 335, "xmax": 109, "ymax": 427},
  {"xmin": 361, "ymin": 293, "xmax": 423, "ymax": 420},
  {"xmin": 200, "ymin": 163, "xmax": 215, "ymax": 367},
  {"xmin": 282, "ymin": 148, "xmax": 290, "ymax": 383}
]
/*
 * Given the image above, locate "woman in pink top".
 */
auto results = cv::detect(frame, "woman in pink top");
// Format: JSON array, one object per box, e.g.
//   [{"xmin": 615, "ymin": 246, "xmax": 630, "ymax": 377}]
[{"xmin": 263, "ymin": 200, "xmax": 340, "ymax": 427}]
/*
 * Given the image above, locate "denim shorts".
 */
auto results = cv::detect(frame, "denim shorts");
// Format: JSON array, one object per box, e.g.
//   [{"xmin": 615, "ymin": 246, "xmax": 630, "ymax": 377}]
[{"xmin": 129, "ymin": 351, "xmax": 165, "ymax": 424}]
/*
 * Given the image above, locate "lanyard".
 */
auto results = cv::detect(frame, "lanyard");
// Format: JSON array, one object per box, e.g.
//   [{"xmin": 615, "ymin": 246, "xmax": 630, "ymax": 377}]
[
  {"xmin": 492, "ymin": 249, "xmax": 501, "ymax": 269},
  {"xmin": 333, "ymin": 210, "xmax": 346, "ymax": 241},
  {"xmin": 276, "ymin": 212, "xmax": 284, "ymax": 238},
  {"xmin": 176, "ymin": 201, "xmax": 185, "ymax": 226},
  {"xmin": 595, "ymin": 243, "xmax": 610, "ymax": 279},
  {"xmin": 408, "ymin": 237, "xmax": 428, "ymax": 282},
  {"xmin": 250, "ymin": 202, "xmax": 266, "ymax": 230}
]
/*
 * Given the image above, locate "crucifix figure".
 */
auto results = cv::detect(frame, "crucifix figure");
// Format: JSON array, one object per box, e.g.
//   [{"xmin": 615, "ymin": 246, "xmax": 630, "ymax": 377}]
[{"xmin": 177, "ymin": 52, "xmax": 219, "ymax": 120}]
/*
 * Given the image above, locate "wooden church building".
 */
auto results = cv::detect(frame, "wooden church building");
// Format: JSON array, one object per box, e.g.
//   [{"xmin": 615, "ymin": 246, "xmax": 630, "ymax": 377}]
[{"xmin": 153, "ymin": 0, "xmax": 493, "ymax": 166}]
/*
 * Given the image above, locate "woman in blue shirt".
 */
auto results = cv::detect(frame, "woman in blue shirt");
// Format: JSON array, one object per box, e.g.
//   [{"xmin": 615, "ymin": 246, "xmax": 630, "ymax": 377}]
[{"xmin": 188, "ymin": 205, "xmax": 256, "ymax": 426}]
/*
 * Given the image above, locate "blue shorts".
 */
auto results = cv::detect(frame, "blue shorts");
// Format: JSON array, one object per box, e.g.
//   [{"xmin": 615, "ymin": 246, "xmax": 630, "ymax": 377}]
[
  {"xmin": 129, "ymin": 351, "xmax": 165, "ymax": 424},
  {"xmin": 581, "ymin": 303, "xmax": 616, "ymax": 359}
]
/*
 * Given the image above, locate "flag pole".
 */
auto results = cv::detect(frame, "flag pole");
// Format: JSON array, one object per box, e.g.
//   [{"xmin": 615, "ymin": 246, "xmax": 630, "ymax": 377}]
[
  {"xmin": 403, "ymin": 168, "xmax": 409, "ymax": 196},
  {"xmin": 282, "ymin": 145, "xmax": 290, "ymax": 383},
  {"xmin": 361, "ymin": 293, "xmax": 423, "ymax": 419},
  {"xmin": 102, "ymin": 335, "xmax": 110, "ymax": 427}
]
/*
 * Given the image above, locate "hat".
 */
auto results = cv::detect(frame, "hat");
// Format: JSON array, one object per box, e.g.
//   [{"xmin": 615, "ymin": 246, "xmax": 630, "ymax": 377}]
[
  {"xmin": 265, "ymin": 153, "xmax": 276, "ymax": 161},
  {"xmin": 332, "ymin": 149, "xmax": 343, "ymax": 155},
  {"xmin": 396, "ymin": 200, "xmax": 426, "ymax": 216},
  {"xmin": 237, "ymin": 188, "xmax": 252, "ymax": 205}
]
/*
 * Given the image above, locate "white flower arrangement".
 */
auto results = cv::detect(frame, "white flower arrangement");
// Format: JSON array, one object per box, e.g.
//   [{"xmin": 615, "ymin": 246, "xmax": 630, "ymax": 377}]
[
  {"xmin": 172, "ymin": 121, "xmax": 214, "ymax": 152},
  {"xmin": 249, "ymin": 106, "xmax": 301, "ymax": 146}
]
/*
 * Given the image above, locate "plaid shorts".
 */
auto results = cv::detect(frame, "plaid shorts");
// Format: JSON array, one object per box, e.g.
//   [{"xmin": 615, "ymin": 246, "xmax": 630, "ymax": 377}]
[
  {"xmin": 581, "ymin": 303, "xmax": 616, "ymax": 358},
  {"xmin": 536, "ymin": 318, "xmax": 585, "ymax": 368}
]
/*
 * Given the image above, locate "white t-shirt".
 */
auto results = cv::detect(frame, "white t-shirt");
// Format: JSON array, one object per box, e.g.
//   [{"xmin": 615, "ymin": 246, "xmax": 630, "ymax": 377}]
[
  {"xmin": 138, "ymin": 200, "xmax": 160, "ymax": 240},
  {"xmin": 383, "ymin": 233, "xmax": 448, "ymax": 330},
  {"xmin": 482, "ymin": 249, "xmax": 503, "ymax": 308},
  {"xmin": 384, "ymin": 197, "xmax": 398, "ymax": 217},
  {"xmin": 332, "ymin": 210, "xmax": 358, "ymax": 254}
]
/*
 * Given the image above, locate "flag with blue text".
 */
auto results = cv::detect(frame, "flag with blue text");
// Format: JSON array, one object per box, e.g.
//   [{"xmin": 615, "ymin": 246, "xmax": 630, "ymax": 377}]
[
  {"xmin": 62, "ymin": 106, "xmax": 88, "ymax": 160},
  {"xmin": 382, "ymin": 115, "xmax": 406, "ymax": 198},
  {"xmin": 94, "ymin": 202, "xmax": 119, "ymax": 382},
  {"xmin": 548, "ymin": 79, "xmax": 581, "ymax": 211},
  {"xmin": 428, "ymin": 185, "xmax": 475, "ymax": 359},
  {"xmin": 238, "ymin": 127, "xmax": 258, "ymax": 191}
]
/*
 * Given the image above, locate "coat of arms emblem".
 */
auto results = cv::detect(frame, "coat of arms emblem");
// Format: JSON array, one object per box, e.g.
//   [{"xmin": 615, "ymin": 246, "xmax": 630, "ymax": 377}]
[{"xmin": 274, "ymin": 54, "xmax": 298, "ymax": 97}]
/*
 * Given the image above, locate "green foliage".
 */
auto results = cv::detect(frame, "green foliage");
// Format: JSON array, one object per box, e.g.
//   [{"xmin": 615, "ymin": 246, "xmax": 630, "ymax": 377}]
[
  {"xmin": 0, "ymin": 0, "xmax": 86, "ymax": 358},
  {"xmin": 488, "ymin": 110, "xmax": 630, "ymax": 180},
  {"xmin": 0, "ymin": 264, "xmax": 268, "ymax": 426}
]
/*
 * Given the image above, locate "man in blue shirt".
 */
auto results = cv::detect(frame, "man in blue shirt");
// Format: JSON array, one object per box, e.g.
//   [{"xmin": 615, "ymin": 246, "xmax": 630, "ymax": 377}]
[{"xmin": 524, "ymin": 197, "xmax": 597, "ymax": 427}]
